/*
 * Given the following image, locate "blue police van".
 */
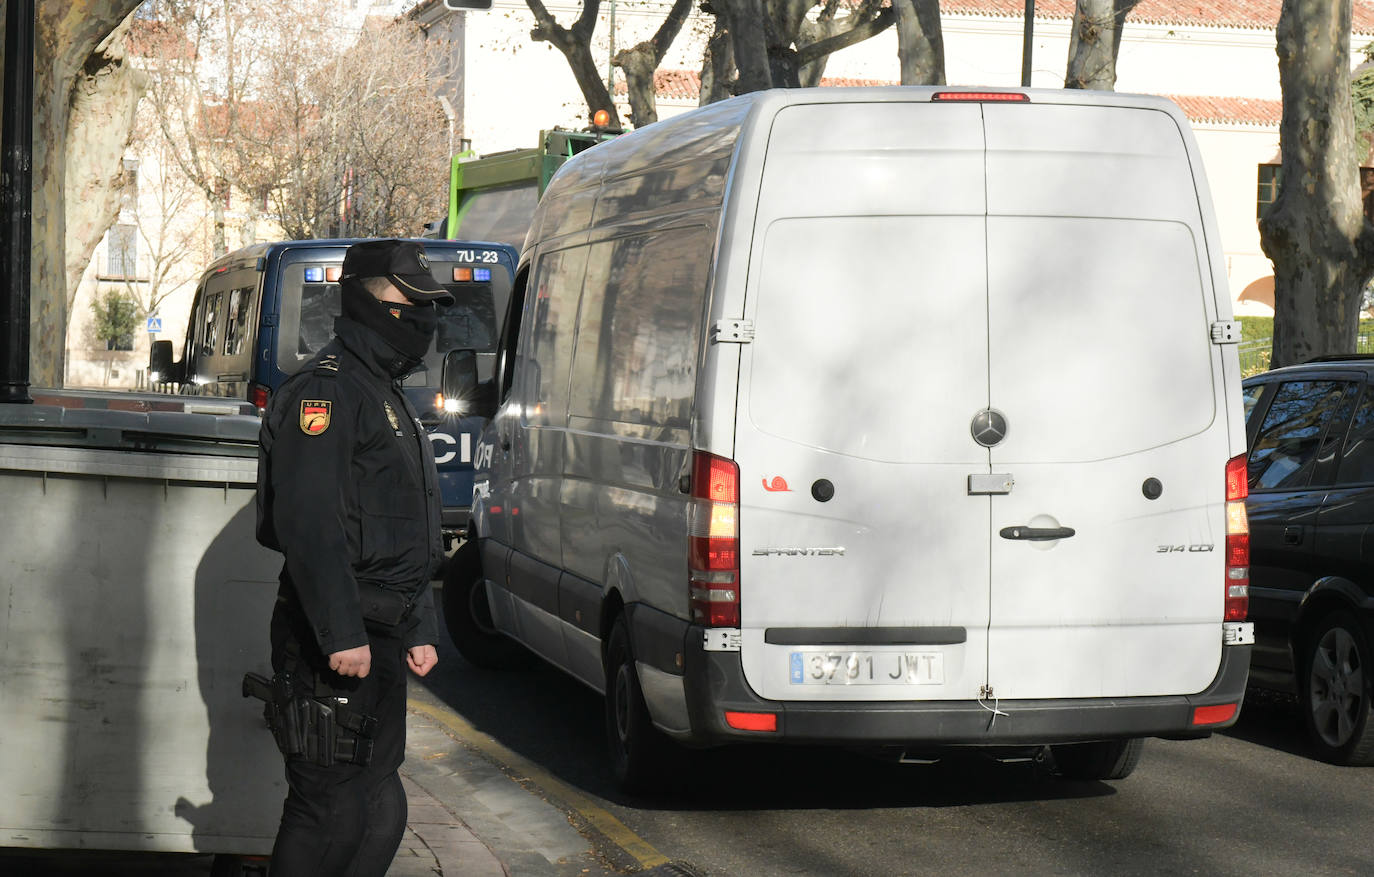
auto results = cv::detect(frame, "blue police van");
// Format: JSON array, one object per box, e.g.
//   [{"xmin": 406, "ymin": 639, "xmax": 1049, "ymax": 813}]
[{"xmin": 150, "ymin": 238, "xmax": 516, "ymax": 539}]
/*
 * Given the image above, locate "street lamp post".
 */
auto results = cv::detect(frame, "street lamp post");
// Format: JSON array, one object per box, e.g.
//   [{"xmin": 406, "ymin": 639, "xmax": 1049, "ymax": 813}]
[{"xmin": 1, "ymin": 0, "xmax": 35, "ymax": 403}]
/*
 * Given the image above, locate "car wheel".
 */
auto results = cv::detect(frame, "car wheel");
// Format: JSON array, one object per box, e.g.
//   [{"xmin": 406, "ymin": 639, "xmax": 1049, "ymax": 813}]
[
  {"xmin": 1050, "ymin": 738, "xmax": 1144, "ymax": 781},
  {"xmin": 604, "ymin": 616, "xmax": 671, "ymax": 793},
  {"xmin": 441, "ymin": 540, "xmax": 530, "ymax": 670},
  {"xmin": 1300, "ymin": 611, "xmax": 1374, "ymax": 765}
]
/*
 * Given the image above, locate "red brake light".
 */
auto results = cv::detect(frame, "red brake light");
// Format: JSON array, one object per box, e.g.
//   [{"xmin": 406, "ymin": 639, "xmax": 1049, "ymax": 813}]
[
  {"xmin": 932, "ymin": 91, "xmax": 1030, "ymax": 102},
  {"xmin": 1192, "ymin": 703, "xmax": 1238, "ymax": 726},
  {"xmin": 249, "ymin": 383, "xmax": 270, "ymax": 412},
  {"xmin": 689, "ymin": 452, "xmax": 740, "ymax": 627},
  {"xmin": 724, "ymin": 711, "xmax": 777, "ymax": 732},
  {"xmin": 1224, "ymin": 453, "xmax": 1249, "ymax": 621}
]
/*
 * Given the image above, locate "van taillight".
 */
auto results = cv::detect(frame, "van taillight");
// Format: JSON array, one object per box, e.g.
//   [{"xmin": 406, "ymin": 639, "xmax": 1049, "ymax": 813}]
[
  {"xmin": 689, "ymin": 451, "xmax": 740, "ymax": 627},
  {"xmin": 250, "ymin": 383, "xmax": 270, "ymax": 412},
  {"xmin": 1225, "ymin": 453, "xmax": 1249, "ymax": 622}
]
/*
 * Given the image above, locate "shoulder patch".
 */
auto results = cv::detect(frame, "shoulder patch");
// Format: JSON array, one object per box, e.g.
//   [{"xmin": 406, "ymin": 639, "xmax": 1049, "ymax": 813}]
[{"xmin": 300, "ymin": 399, "xmax": 332, "ymax": 435}]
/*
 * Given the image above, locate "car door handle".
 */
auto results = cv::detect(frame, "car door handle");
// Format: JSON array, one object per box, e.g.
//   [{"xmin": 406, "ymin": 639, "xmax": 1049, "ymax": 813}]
[
  {"xmin": 999, "ymin": 526, "xmax": 1076, "ymax": 541},
  {"xmin": 1283, "ymin": 526, "xmax": 1303, "ymax": 546}
]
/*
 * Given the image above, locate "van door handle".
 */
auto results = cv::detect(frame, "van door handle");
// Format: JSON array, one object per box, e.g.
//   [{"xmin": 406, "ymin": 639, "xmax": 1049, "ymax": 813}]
[
  {"xmin": 999, "ymin": 526, "xmax": 1075, "ymax": 541},
  {"xmin": 1283, "ymin": 525, "xmax": 1303, "ymax": 546}
]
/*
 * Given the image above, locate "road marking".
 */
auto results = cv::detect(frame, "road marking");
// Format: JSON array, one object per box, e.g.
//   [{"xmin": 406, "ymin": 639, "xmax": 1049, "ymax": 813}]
[{"xmin": 407, "ymin": 696, "xmax": 670, "ymax": 870}]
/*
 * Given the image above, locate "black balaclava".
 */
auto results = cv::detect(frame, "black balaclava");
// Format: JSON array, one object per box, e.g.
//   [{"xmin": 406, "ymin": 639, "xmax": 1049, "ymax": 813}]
[{"xmin": 340, "ymin": 278, "xmax": 438, "ymax": 366}]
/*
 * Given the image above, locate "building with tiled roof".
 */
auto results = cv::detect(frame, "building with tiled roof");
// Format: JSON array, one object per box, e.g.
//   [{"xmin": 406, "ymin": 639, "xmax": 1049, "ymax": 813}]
[
  {"xmin": 419, "ymin": 1, "xmax": 1374, "ymax": 319},
  {"xmin": 941, "ymin": 1, "xmax": 1374, "ymax": 34}
]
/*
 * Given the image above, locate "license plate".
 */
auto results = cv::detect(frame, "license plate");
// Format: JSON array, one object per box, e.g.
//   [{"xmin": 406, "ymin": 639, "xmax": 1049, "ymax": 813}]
[{"xmin": 789, "ymin": 651, "xmax": 945, "ymax": 685}]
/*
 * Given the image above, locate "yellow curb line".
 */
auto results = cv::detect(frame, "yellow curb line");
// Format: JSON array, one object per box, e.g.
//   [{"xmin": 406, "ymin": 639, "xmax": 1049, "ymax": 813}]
[{"xmin": 407, "ymin": 697, "xmax": 670, "ymax": 870}]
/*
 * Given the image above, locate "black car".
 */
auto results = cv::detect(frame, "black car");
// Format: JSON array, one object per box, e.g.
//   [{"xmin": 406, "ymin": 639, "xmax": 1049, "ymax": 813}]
[{"xmin": 1243, "ymin": 357, "xmax": 1374, "ymax": 764}]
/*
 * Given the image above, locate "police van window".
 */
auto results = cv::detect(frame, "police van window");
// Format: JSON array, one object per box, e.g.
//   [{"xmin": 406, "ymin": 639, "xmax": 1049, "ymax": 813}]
[
  {"xmin": 1248, "ymin": 380, "xmax": 1354, "ymax": 490},
  {"xmin": 437, "ymin": 282, "xmax": 497, "ymax": 351},
  {"xmin": 223, "ymin": 287, "xmax": 253, "ymax": 356},
  {"xmin": 202, "ymin": 292, "xmax": 224, "ymax": 357},
  {"xmin": 298, "ymin": 281, "xmax": 340, "ymax": 355}
]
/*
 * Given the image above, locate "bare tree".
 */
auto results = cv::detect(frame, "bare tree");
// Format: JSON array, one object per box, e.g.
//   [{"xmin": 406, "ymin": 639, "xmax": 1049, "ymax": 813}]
[
  {"xmin": 1259, "ymin": 0, "xmax": 1374, "ymax": 366},
  {"xmin": 248, "ymin": 14, "xmax": 452, "ymax": 238},
  {"xmin": 1065, "ymin": 0, "xmax": 1140, "ymax": 90},
  {"xmin": 613, "ymin": 0, "xmax": 694, "ymax": 128},
  {"xmin": 701, "ymin": 1, "xmax": 897, "ymax": 97},
  {"xmin": 526, "ymin": 0, "xmax": 619, "ymax": 128},
  {"xmin": 139, "ymin": 0, "xmax": 273, "ymax": 258}
]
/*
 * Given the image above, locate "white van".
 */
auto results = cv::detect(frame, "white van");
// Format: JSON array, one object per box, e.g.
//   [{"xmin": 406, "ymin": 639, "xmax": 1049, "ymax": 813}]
[{"xmin": 443, "ymin": 87, "xmax": 1255, "ymax": 790}]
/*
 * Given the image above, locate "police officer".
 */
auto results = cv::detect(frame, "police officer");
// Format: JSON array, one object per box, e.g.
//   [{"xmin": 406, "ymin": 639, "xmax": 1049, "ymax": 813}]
[{"xmin": 255, "ymin": 239, "xmax": 452, "ymax": 876}]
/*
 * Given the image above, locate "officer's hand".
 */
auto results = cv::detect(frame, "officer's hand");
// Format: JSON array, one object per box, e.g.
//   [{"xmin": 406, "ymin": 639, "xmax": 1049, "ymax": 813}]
[
  {"xmin": 329, "ymin": 644, "xmax": 372, "ymax": 678},
  {"xmin": 407, "ymin": 644, "xmax": 438, "ymax": 677}
]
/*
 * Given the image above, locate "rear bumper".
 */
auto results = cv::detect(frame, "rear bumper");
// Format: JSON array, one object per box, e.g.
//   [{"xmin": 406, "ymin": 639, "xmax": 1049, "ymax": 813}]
[{"xmin": 679, "ymin": 628, "xmax": 1251, "ymax": 746}]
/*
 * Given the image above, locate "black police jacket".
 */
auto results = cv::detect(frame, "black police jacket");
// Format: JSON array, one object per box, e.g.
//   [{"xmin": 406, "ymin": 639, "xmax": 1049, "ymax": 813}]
[{"xmin": 256, "ymin": 316, "xmax": 442, "ymax": 655}]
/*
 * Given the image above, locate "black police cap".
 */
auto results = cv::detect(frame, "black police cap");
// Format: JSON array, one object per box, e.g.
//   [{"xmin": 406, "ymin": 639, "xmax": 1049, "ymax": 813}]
[{"xmin": 341, "ymin": 239, "xmax": 455, "ymax": 305}]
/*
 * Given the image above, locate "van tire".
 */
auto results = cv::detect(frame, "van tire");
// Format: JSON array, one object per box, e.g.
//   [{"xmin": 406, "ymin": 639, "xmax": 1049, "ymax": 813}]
[
  {"xmin": 442, "ymin": 540, "xmax": 530, "ymax": 670},
  {"xmin": 1300, "ymin": 611, "xmax": 1374, "ymax": 765},
  {"xmin": 1050, "ymin": 738, "xmax": 1144, "ymax": 781},
  {"xmin": 605, "ymin": 616, "xmax": 670, "ymax": 793}
]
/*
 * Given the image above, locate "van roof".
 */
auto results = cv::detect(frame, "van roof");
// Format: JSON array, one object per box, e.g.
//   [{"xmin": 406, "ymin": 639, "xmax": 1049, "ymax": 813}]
[{"xmin": 544, "ymin": 85, "xmax": 1193, "ymax": 201}]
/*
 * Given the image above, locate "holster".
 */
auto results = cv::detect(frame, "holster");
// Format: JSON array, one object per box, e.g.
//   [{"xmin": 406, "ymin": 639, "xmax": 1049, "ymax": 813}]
[{"xmin": 243, "ymin": 671, "xmax": 378, "ymax": 767}]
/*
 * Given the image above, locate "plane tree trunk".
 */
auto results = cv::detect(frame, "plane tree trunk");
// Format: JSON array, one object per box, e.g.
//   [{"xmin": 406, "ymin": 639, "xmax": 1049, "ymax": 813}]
[
  {"xmin": 4, "ymin": 0, "xmax": 144, "ymax": 387},
  {"xmin": 1259, "ymin": 0, "xmax": 1374, "ymax": 367}
]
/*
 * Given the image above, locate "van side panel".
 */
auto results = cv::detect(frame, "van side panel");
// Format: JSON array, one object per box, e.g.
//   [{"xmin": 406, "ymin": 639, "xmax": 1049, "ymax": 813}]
[{"xmin": 560, "ymin": 223, "xmax": 718, "ymax": 624}]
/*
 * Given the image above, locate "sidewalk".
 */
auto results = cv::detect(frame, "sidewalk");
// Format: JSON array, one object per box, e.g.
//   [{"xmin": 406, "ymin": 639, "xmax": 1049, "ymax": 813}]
[{"xmin": 389, "ymin": 714, "xmax": 508, "ymax": 877}]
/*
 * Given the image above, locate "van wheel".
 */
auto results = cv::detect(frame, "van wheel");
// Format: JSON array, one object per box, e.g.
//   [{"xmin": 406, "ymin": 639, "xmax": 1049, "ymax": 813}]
[
  {"xmin": 1300, "ymin": 611, "xmax": 1374, "ymax": 765},
  {"xmin": 1050, "ymin": 738, "xmax": 1144, "ymax": 781},
  {"xmin": 442, "ymin": 540, "xmax": 529, "ymax": 670},
  {"xmin": 604, "ymin": 616, "xmax": 670, "ymax": 793}
]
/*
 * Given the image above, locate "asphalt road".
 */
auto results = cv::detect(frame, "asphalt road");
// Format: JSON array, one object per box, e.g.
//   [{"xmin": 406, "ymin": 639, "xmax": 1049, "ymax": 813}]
[{"xmin": 418, "ymin": 628, "xmax": 1374, "ymax": 877}]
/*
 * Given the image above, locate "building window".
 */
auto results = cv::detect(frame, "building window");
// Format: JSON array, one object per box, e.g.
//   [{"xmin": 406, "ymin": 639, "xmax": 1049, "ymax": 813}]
[
  {"xmin": 121, "ymin": 159, "xmax": 139, "ymax": 214},
  {"xmin": 1257, "ymin": 164, "xmax": 1281, "ymax": 219},
  {"xmin": 106, "ymin": 223, "xmax": 138, "ymax": 278}
]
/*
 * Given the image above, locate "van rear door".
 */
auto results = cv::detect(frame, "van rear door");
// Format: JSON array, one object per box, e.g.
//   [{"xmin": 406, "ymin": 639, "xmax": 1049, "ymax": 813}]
[
  {"xmin": 981, "ymin": 102, "xmax": 1227, "ymax": 699},
  {"xmin": 735, "ymin": 101, "xmax": 993, "ymax": 703}
]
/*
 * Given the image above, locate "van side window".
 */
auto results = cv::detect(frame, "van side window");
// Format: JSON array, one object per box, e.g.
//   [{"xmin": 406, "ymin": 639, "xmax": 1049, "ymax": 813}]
[
  {"xmin": 523, "ymin": 248, "xmax": 588, "ymax": 425},
  {"xmin": 569, "ymin": 227, "xmax": 712, "ymax": 427},
  {"xmin": 223, "ymin": 287, "xmax": 253, "ymax": 356},
  {"xmin": 1249, "ymin": 380, "xmax": 1354, "ymax": 490},
  {"xmin": 497, "ymin": 267, "xmax": 530, "ymax": 404},
  {"xmin": 202, "ymin": 292, "xmax": 225, "ymax": 357},
  {"xmin": 1335, "ymin": 384, "xmax": 1374, "ymax": 485}
]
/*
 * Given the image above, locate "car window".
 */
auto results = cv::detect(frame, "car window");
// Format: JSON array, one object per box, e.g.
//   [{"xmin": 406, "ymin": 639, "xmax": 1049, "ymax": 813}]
[
  {"xmin": 1336, "ymin": 384, "xmax": 1374, "ymax": 485},
  {"xmin": 1242, "ymin": 383, "xmax": 1267, "ymax": 426},
  {"xmin": 1248, "ymin": 380, "xmax": 1352, "ymax": 490}
]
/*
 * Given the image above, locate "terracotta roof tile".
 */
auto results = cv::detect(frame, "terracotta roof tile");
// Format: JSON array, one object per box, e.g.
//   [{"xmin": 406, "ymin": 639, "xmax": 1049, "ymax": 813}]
[
  {"xmin": 621, "ymin": 70, "xmax": 1283, "ymax": 127},
  {"xmin": 942, "ymin": 1, "xmax": 1374, "ymax": 35}
]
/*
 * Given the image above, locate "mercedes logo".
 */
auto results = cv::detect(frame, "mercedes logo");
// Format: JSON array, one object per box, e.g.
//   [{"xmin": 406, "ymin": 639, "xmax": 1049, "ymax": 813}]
[{"xmin": 971, "ymin": 409, "xmax": 1008, "ymax": 448}]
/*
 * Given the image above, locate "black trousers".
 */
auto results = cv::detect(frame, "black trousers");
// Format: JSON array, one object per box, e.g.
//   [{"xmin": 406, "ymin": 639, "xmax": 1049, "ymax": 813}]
[{"xmin": 268, "ymin": 599, "xmax": 408, "ymax": 877}]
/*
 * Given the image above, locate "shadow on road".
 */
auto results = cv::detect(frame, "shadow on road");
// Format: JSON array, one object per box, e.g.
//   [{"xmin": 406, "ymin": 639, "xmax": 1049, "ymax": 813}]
[
  {"xmin": 1219, "ymin": 686, "xmax": 1319, "ymax": 761},
  {"xmin": 416, "ymin": 608, "xmax": 1115, "ymax": 813}
]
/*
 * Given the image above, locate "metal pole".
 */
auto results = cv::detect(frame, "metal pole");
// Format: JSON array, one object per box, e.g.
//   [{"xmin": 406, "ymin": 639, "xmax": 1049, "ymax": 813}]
[
  {"xmin": 1, "ymin": 0, "xmax": 36, "ymax": 403},
  {"xmin": 605, "ymin": 0, "xmax": 616, "ymax": 94},
  {"xmin": 1021, "ymin": 0, "xmax": 1035, "ymax": 88}
]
